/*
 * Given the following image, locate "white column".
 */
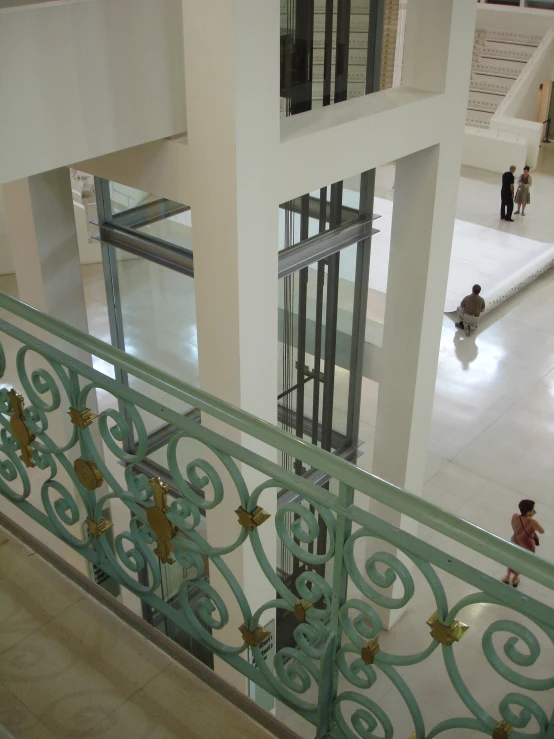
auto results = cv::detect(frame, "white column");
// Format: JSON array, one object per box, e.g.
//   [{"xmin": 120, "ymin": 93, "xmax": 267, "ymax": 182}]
[
  {"xmin": 374, "ymin": 146, "xmax": 442, "ymax": 494},
  {"xmin": 2, "ymin": 168, "xmax": 96, "ymax": 576},
  {"xmin": 371, "ymin": 0, "xmax": 477, "ymax": 628},
  {"xmin": 183, "ymin": 0, "xmax": 279, "ymax": 692},
  {"xmin": 0, "ymin": 190, "xmax": 14, "ymax": 275},
  {"xmin": 3, "ymin": 169, "xmax": 88, "ymax": 333}
]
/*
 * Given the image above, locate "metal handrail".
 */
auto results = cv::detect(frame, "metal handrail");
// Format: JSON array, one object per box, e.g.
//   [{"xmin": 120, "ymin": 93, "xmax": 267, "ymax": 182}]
[{"xmin": 1, "ymin": 289, "xmax": 553, "ymax": 590}]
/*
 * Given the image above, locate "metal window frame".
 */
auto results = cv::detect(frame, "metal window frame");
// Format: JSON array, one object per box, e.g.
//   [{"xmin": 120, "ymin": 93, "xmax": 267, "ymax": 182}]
[
  {"xmin": 95, "ymin": 223, "xmax": 194, "ymax": 278},
  {"xmin": 278, "ymin": 216, "xmax": 378, "ymax": 278},
  {"xmin": 112, "ymin": 199, "xmax": 190, "ymax": 230},
  {"xmin": 344, "ymin": 0, "xmax": 386, "ymax": 444}
]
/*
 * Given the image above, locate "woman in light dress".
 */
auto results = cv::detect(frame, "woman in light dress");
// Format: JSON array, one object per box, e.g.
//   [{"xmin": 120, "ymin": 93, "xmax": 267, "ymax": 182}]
[
  {"xmin": 514, "ymin": 166, "xmax": 532, "ymax": 216},
  {"xmin": 503, "ymin": 499, "xmax": 544, "ymax": 588}
]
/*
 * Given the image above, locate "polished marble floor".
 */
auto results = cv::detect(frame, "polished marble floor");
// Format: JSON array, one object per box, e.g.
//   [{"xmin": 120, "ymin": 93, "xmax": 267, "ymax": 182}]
[{"xmin": 0, "ymin": 527, "xmax": 275, "ymax": 739}]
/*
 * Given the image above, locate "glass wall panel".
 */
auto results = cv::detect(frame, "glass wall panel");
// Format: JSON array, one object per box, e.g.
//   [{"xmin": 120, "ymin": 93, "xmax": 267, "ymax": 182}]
[
  {"xmin": 135, "ymin": 209, "xmax": 193, "ymax": 251},
  {"xmin": 103, "ymin": 179, "xmax": 192, "ymax": 253},
  {"xmin": 281, "ymin": 0, "xmax": 373, "ymax": 113},
  {"xmin": 109, "ymin": 182, "xmax": 150, "ymax": 215},
  {"xmin": 280, "ymin": 0, "xmax": 393, "ymax": 116},
  {"xmin": 102, "ymin": 252, "xmax": 198, "ymax": 435},
  {"xmin": 278, "ymin": 243, "xmax": 361, "ymax": 445}
]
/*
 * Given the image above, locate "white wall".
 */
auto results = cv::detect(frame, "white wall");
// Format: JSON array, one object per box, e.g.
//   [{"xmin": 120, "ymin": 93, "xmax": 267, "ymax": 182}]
[
  {"xmin": 0, "ymin": 190, "xmax": 14, "ymax": 275},
  {"xmin": 0, "ymin": 0, "xmax": 186, "ymax": 186},
  {"xmin": 476, "ymin": 4, "xmax": 554, "ymax": 35},
  {"xmin": 463, "ymin": 126, "xmax": 527, "ymax": 173}
]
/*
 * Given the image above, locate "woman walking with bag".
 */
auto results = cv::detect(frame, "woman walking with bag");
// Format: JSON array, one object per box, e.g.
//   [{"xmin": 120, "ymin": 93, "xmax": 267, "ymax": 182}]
[
  {"xmin": 514, "ymin": 166, "xmax": 532, "ymax": 216},
  {"xmin": 503, "ymin": 499, "xmax": 544, "ymax": 588}
]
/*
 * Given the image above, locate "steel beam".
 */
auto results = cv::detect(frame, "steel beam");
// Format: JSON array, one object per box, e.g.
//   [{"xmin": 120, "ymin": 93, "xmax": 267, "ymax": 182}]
[
  {"xmin": 278, "ymin": 216, "xmax": 378, "ymax": 278},
  {"xmin": 95, "ymin": 223, "xmax": 194, "ymax": 278}
]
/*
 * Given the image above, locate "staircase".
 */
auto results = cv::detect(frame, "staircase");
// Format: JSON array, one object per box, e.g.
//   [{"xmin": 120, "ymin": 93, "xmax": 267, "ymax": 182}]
[{"xmin": 467, "ymin": 28, "xmax": 543, "ymax": 127}]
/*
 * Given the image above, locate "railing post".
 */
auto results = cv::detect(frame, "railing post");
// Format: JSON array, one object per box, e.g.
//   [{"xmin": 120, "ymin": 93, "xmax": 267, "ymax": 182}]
[{"xmin": 315, "ymin": 482, "xmax": 354, "ymax": 738}]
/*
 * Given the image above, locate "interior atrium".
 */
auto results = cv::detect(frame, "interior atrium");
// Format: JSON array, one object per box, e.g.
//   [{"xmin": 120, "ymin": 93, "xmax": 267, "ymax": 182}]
[{"xmin": 0, "ymin": 1, "xmax": 554, "ymax": 738}]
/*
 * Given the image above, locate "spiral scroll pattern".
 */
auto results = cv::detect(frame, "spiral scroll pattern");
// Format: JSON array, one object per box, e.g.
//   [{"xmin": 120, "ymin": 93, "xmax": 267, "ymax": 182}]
[{"xmin": 0, "ymin": 323, "xmax": 553, "ymax": 739}]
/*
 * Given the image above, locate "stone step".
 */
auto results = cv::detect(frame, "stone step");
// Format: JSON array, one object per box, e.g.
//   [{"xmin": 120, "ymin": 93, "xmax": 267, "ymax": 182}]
[
  {"xmin": 469, "ymin": 75, "xmax": 514, "ymax": 95},
  {"xmin": 467, "ymin": 91, "xmax": 501, "ymax": 113},
  {"xmin": 480, "ymin": 41, "xmax": 535, "ymax": 62},
  {"xmin": 472, "ymin": 59, "xmax": 523, "ymax": 79},
  {"xmin": 485, "ymin": 28, "xmax": 542, "ymax": 47},
  {"xmin": 466, "ymin": 109, "xmax": 494, "ymax": 126}
]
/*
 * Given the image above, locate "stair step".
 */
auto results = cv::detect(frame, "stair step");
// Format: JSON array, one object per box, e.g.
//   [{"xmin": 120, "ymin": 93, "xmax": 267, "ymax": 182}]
[
  {"xmin": 469, "ymin": 76, "xmax": 514, "ymax": 95},
  {"xmin": 472, "ymin": 61, "xmax": 522, "ymax": 79},
  {"xmin": 480, "ymin": 42, "xmax": 534, "ymax": 62},
  {"xmin": 485, "ymin": 28, "xmax": 542, "ymax": 46},
  {"xmin": 466, "ymin": 110, "xmax": 494, "ymax": 125}
]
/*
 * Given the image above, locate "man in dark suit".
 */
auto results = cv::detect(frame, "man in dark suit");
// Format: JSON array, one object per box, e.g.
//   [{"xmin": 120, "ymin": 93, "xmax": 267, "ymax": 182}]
[{"xmin": 501, "ymin": 166, "xmax": 516, "ymax": 221}]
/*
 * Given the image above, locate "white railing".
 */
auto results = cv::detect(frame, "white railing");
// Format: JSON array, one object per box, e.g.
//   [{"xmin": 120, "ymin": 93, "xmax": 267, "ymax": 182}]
[
  {"xmin": 465, "ymin": 121, "xmax": 526, "ymax": 142},
  {"xmin": 495, "ymin": 25, "xmax": 554, "ymax": 118},
  {"xmin": 489, "ymin": 25, "xmax": 554, "ymax": 165}
]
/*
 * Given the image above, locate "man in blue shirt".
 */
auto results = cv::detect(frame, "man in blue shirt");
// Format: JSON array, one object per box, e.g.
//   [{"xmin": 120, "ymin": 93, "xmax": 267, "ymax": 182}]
[{"xmin": 501, "ymin": 166, "xmax": 516, "ymax": 221}]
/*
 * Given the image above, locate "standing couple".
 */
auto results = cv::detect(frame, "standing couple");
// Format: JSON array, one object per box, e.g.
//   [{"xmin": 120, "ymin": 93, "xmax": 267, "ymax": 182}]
[{"xmin": 501, "ymin": 165, "xmax": 532, "ymax": 221}]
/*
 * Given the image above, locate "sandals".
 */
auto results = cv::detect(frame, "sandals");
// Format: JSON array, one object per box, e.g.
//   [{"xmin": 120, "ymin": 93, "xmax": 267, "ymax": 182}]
[
  {"xmin": 512, "ymin": 577, "xmax": 520, "ymax": 588},
  {"xmin": 502, "ymin": 577, "xmax": 510, "ymax": 585}
]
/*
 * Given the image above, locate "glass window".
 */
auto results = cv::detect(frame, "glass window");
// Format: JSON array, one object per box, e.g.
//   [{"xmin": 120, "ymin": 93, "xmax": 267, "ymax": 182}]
[
  {"xmin": 279, "ymin": 0, "xmax": 402, "ymax": 116},
  {"xmin": 101, "ymin": 179, "xmax": 192, "ymax": 253},
  {"xmin": 278, "ymin": 241, "xmax": 361, "ymax": 447}
]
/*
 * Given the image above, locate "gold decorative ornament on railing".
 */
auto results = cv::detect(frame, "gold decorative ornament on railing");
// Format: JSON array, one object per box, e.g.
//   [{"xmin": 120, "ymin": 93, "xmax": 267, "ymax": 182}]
[
  {"xmin": 427, "ymin": 611, "xmax": 469, "ymax": 646},
  {"xmin": 68, "ymin": 406, "xmax": 98, "ymax": 429},
  {"xmin": 8, "ymin": 388, "xmax": 36, "ymax": 469},
  {"xmin": 74, "ymin": 457, "xmax": 103, "ymax": 490},
  {"xmin": 235, "ymin": 505, "xmax": 271, "ymax": 530},
  {"xmin": 294, "ymin": 598, "xmax": 314, "ymax": 623},
  {"xmin": 239, "ymin": 624, "xmax": 271, "ymax": 647},
  {"xmin": 493, "ymin": 719, "xmax": 513, "ymax": 738},
  {"xmin": 85, "ymin": 517, "xmax": 112, "ymax": 537},
  {"xmin": 361, "ymin": 637, "xmax": 381, "ymax": 665},
  {"xmin": 147, "ymin": 477, "xmax": 177, "ymax": 564}
]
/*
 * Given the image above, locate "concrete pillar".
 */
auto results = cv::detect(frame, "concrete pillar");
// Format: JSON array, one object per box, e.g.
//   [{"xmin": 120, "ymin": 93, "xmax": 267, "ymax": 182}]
[
  {"xmin": 4, "ymin": 169, "xmax": 88, "ymax": 333},
  {"xmin": 374, "ymin": 146, "xmax": 442, "ymax": 495},
  {"xmin": 370, "ymin": 0, "xmax": 477, "ymax": 628},
  {"xmin": 0, "ymin": 190, "xmax": 14, "ymax": 276},
  {"xmin": 182, "ymin": 0, "xmax": 279, "ymax": 693},
  {"xmin": 2, "ymin": 168, "xmax": 97, "ymax": 577}
]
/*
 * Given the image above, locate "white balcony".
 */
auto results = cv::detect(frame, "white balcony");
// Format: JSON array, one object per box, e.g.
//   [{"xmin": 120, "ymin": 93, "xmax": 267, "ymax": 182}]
[{"xmin": 0, "ymin": 0, "xmax": 187, "ymax": 186}]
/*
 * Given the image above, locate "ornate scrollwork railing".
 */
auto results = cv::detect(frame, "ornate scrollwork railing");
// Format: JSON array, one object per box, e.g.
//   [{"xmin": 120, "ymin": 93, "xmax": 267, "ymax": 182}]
[{"xmin": 0, "ymin": 290, "xmax": 553, "ymax": 739}]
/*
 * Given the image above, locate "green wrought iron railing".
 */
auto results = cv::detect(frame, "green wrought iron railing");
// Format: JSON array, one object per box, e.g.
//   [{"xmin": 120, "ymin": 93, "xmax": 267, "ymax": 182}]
[{"xmin": 0, "ymin": 289, "xmax": 552, "ymax": 739}]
